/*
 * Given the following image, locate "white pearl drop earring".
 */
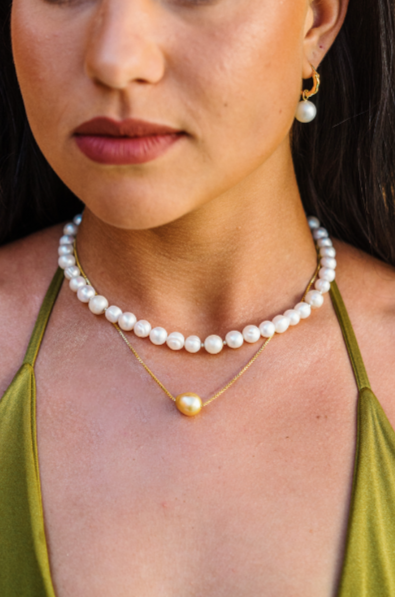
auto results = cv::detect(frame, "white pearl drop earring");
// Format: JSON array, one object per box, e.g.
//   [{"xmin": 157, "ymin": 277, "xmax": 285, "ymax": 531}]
[{"xmin": 295, "ymin": 64, "xmax": 321, "ymax": 123}]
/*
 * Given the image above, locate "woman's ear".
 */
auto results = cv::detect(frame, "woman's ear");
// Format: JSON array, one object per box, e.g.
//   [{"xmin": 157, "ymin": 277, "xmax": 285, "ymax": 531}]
[{"xmin": 302, "ymin": 0, "xmax": 350, "ymax": 78}]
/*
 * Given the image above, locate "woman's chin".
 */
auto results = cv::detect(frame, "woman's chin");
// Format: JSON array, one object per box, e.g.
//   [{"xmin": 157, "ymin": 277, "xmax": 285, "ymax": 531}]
[{"xmin": 79, "ymin": 194, "xmax": 202, "ymax": 232}]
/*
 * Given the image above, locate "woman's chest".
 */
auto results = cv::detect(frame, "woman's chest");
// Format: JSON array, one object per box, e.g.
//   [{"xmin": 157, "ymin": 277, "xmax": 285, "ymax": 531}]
[{"xmin": 36, "ymin": 362, "xmax": 357, "ymax": 597}]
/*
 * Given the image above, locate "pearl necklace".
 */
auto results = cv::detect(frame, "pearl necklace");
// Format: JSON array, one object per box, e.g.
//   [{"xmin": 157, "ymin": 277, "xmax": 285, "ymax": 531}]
[
  {"xmin": 58, "ymin": 214, "xmax": 336, "ymax": 356},
  {"xmin": 58, "ymin": 215, "xmax": 335, "ymax": 416}
]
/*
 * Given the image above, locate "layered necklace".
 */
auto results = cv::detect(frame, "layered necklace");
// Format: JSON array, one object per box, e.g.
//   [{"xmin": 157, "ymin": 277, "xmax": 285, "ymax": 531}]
[{"xmin": 58, "ymin": 215, "xmax": 336, "ymax": 416}]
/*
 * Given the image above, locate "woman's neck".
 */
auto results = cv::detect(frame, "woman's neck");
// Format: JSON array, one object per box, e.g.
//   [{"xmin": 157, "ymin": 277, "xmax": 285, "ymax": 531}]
[{"xmin": 76, "ymin": 152, "xmax": 317, "ymax": 337}]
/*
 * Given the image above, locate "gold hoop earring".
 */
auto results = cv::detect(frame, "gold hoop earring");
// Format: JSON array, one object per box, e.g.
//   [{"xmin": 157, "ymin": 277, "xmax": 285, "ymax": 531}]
[{"xmin": 295, "ymin": 65, "xmax": 321, "ymax": 123}]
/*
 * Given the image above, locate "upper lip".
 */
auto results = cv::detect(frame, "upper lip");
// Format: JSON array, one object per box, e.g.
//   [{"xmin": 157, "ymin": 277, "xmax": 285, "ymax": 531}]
[{"xmin": 74, "ymin": 117, "xmax": 182, "ymax": 138}]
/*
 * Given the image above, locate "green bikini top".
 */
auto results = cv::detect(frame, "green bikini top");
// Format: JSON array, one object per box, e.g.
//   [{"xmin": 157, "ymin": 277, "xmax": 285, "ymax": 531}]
[{"xmin": 1, "ymin": 267, "xmax": 395, "ymax": 596}]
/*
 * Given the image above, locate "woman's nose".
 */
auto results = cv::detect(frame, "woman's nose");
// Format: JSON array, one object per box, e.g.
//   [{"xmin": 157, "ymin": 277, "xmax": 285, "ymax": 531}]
[{"xmin": 84, "ymin": 0, "xmax": 166, "ymax": 90}]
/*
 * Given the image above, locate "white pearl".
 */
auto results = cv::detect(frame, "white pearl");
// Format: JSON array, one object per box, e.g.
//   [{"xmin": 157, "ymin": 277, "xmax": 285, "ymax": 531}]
[
  {"xmin": 305, "ymin": 290, "xmax": 324, "ymax": 309},
  {"xmin": 58, "ymin": 255, "xmax": 76, "ymax": 269},
  {"xmin": 243, "ymin": 325, "xmax": 261, "ymax": 343},
  {"xmin": 64, "ymin": 266, "xmax": 81, "ymax": 280},
  {"xmin": 185, "ymin": 336, "xmax": 202, "ymax": 353},
  {"xmin": 69, "ymin": 276, "xmax": 86, "ymax": 292},
  {"xmin": 150, "ymin": 327, "xmax": 168, "ymax": 346},
  {"xmin": 307, "ymin": 216, "xmax": 320, "ymax": 230},
  {"xmin": 321, "ymin": 257, "xmax": 337, "ymax": 270},
  {"xmin": 319, "ymin": 246, "xmax": 336, "ymax": 258},
  {"xmin": 166, "ymin": 332, "xmax": 185, "ymax": 351},
  {"xmin": 259, "ymin": 321, "xmax": 276, "ymax": 338},
  {"xmin": 295, "ymin": 302, "xmax": 311, "ymax": 319},
  {"xmin": 119, "ymin": 312, "xmax": 137, "ymax": 331},
  {"xmin": 295, "ymin": 100, "xmax": 317, "ymax": 123},
  {"xmin": 134, "ymin": 320, "xmax": 152, "ymax": 338},
  {"xmin": 317, "ymin": 238, "xmax": 333, "ymax": 248},
  {"xmin": 314, "ymin": 279, "xmax": 331, "ymax": 294},
  {"xmin": 77, "ymin": 285, "xmax": 95, "ymax": 303},
  {"xmin": 204, "ymin": 335, "xmax": 224, "ymax": 355},
  {"xmin": 73, "ymin": 214, "xmax": 83, "ymax": 226},
  {"xmin": 319, "ymin": 267, "xmax": 336, "ymax": 282},
  {"xmin": 63, "ymin": 223, "xmax": 78, "ymax": 236},
  {"xmin": 273, "ymin": 315, "xmax": 290, "ymax": 334},
  {"xmin": 59, "ymin": 235, "xmax": 75, "ymax": 245},
  {"xmin": 226, "ymin": 331, "xmax": 244, "ymax": 349},
  {"xmin": 105, "ymin": 305, "xmax": 122, "ymax": 323},
  {"xmin": 284, "ymin": 309, "xmax": 301, "ymax": 326},
  {"xmin": 313, "ymin": 227, "xmax": 329, "ymax": 240},
  {"xmin": 89, "ymin": 295, "xmax": 109, "ymax": 315},
  {"xmin": 58, "ymin": 244, "xmax": 73, "ymax": 256}
]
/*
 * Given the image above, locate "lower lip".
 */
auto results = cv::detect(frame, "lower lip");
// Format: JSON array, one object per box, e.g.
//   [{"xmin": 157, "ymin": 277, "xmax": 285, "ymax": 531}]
[{"xmin": 75, "ymin": 133, "xmax": 182, "ymax": 165}]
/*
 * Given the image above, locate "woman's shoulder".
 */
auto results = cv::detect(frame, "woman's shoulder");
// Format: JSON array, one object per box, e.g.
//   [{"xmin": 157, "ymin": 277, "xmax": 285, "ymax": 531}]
[
  {"xmin": 334, "ymin": 239, "xmax": 395, "ymax": 402},
  {"xmin": 334, "ymin": 239, "xmax": 395, "ymax": 315},
  {"xmin": 0, "ymin": 225, "xmax": 62, "ymax": 395}
]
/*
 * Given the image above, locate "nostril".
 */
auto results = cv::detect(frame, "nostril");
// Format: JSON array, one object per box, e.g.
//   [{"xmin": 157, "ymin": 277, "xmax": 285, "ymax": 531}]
[
  {"xmin": 85, "ymin": 48, "xmax": 165, "ymax": 89},
  {"xmin": 85, "ymin": 56, "xmax": 133, "ymax": 90}
]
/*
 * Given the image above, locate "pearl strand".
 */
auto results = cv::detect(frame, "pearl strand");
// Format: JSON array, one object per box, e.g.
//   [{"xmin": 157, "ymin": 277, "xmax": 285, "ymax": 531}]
[{"xmin": 59, "ymin": 215, "xmax": 336, "ymax": 354}]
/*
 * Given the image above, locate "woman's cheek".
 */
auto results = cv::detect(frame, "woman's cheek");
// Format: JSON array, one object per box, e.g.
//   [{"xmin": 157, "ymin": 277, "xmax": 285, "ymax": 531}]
[
  {"xmin": 11, "ymin": 2, "xmax": 84, "ymax": 148},
  {"xmin": 171, "ymin": 4, "xmax": 304, "ymax": 161}
]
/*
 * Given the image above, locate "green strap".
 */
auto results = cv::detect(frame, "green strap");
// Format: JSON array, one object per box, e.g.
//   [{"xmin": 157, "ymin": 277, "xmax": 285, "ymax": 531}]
[
  {"xmin": 23, "ymin": 268, "xmax": 64, "ymax": 368},
  {"xmin": 330, "ymin": 280, "xmax": 371, "ymax": 392}
]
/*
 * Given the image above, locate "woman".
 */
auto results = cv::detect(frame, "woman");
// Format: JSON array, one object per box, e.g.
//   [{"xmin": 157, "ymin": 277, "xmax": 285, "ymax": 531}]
[{"xmin": 1, "ymin": 0, "xmax": 395, "ymax": 595}]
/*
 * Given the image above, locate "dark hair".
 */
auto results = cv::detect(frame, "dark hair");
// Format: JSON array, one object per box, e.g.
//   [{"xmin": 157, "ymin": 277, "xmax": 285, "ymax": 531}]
[
  {"xmin": 0, "ymin": 0, "xmax": 82, "ymax": 244},
  {"xmin": 1, "ymin": 0, "xmax": 395, "ymax": 264}
]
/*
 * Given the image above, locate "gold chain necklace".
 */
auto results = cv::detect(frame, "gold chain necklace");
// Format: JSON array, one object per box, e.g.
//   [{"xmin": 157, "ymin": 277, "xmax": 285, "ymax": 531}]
[{"xmin": 74, "ymin": 243, "xmax": 319, "ymax": 417}]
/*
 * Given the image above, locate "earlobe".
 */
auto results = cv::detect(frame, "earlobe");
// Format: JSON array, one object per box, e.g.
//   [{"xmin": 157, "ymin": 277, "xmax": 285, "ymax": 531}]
[{"xmin": 302, "ymin": 61, "xmax": 315, "ymax": 81}]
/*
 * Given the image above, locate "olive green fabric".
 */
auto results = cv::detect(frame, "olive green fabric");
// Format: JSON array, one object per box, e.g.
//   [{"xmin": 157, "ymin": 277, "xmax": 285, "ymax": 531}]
[
  {"xmin": 331, "ymin": 281, "xmax": 395, "ymax": 596},
  {"xmin": 1, "ymin": 270, "xmax": 395, "ymax": 596},
  {"xmin": 0, "ymin": 268, "xmax": 63, "ymax": 597}
]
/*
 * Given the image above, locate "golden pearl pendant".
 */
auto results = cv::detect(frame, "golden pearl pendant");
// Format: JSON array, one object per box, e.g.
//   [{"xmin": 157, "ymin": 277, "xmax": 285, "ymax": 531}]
[{"xmin": 175, "ymin": 393, "xmax": 203, "ymax": 417}]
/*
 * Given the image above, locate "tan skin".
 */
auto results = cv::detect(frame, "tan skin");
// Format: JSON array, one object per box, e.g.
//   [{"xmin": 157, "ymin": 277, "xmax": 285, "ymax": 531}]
[{"xmin": 2, "ymin": 0, "xmax": 395, "ymax": 595}]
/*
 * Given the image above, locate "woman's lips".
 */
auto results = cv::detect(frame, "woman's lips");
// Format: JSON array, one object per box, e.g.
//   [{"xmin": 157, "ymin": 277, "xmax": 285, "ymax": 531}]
[
  {"xmin": 75, "ymin": 134, "xmax": 181, "ymax": 165},
  {"xmin": 74, "ymin": 117, "xmax": 184, "ymax": 165}
]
